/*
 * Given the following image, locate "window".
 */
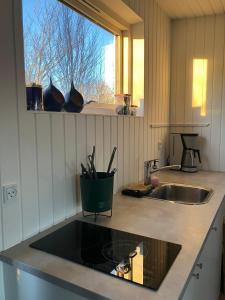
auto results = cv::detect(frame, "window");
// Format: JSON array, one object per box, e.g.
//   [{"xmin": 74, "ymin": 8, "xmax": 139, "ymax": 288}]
[
  {"xmin": 22, "ymin": 0, "xmax": 144, "ymax": 116},
  {"xmin": 22, "ymin": 0, "xmax": 117, "ymax": 109}
]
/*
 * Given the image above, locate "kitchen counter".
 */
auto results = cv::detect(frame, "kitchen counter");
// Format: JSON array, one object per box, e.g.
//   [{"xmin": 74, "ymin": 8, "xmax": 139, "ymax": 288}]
[{"xmin": 1, "ymin": 170, "xmax": 225, "ymax": 300}]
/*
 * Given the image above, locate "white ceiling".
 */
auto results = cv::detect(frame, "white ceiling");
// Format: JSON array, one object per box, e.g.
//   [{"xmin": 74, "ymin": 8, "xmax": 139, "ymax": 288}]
[{"xmin": 157, "ymin": 0, "xmax": 225, "ymax": 19}]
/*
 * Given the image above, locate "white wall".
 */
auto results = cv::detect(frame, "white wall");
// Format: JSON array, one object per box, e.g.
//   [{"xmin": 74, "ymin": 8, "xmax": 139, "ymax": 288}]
[
  {"xmin": 0, "ymin": 0, "xmax": 171, "ymax": 252},
  {"xmin": 170, "ymin": 14, "xmax": 225, "ymax": 171}
]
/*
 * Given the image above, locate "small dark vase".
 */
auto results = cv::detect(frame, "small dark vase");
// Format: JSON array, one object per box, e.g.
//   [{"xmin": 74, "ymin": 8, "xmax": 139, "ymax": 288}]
[
  {"xmin": 43, "ymin": 78, "xmax": 65, "ymax": 112},
  {"xmin": 64, "ymin": 82, "xmax": 84, "ymax": 113}
]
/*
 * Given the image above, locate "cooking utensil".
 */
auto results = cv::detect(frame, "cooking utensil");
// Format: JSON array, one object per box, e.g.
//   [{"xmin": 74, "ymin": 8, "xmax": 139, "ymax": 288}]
[
  {"xmin": 87, "ymin": 162, "xmax": 93, "ymax": 178},
  {"xmin": 88, "ymin": 154, "xmax": 97, "ymax": 179},
  {"xmin": 107, "ymin": 147, "xmax": 117, "ymax": 175},
  {"xmin": 81, "ymin": 163, "xmax": 91, "ymax": 178},
  {"xmin": 91, "ymin": 146, "xmax": 96, "ymax": 165},
  {"xmin": 110, "ymin": 168, "xmax": 117, "ymax": 176}
]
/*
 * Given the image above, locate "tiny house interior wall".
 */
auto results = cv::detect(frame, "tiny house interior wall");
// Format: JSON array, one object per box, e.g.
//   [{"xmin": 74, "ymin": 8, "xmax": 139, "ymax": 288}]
[
  {"xmin": 2, "ymin": 0, "xmax": 225, "ymax": 255},
  {"xmin": 0, "ymin": 0, "xmax": 170, "ymax": 252},
  {"xmin": 170, "ymin": 14, "xmax": 225, "ymax": 172}
]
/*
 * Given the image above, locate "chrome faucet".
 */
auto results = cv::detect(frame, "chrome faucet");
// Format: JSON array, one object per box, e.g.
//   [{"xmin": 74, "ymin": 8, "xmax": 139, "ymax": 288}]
[{"xmin": 144, "ymin": 159, "xmax": 181, "ymax": 185}]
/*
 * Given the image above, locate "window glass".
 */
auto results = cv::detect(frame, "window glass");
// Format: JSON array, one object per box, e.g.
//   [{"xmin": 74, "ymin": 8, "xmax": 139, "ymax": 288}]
[{"xmin": 22, "ymin": 0, "xmax": 116, "ymax": 110}]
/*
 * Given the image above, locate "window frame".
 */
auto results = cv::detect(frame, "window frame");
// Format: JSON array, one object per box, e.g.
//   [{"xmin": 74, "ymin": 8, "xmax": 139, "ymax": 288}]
[
  {"xmin": 15, "ymin": 0, "xmax": 138, "ymax": 115},
  {"xmin": 61, "ymin": 0, "xmax": 127, "ymax": 97}
]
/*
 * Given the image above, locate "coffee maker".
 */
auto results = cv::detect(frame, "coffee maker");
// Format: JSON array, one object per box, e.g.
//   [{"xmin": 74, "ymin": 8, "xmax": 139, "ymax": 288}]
[
  {"xmin": 180, "ymin": 133, "xmax": 201, "ymax": 172},
  {"xmin": 169, "ymin": 133, "xmax": 202, "ymax": 173}
]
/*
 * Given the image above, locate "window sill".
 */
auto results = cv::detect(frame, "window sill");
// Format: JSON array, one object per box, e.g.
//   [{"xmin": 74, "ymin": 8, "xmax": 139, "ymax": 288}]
[{"xmin": 26, "ymin": 110, "xmax": 144, "ymax": 118}]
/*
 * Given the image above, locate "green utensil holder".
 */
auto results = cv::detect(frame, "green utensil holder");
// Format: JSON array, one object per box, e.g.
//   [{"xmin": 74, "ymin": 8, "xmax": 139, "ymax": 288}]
[{"xmin": 80, "ymin": 172, "xmax": 114, "ymax": 219}]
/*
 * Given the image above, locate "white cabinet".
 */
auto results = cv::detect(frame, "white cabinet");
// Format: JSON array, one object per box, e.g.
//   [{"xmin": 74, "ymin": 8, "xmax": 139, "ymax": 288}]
[
  {"xmin": 2, "ymin": 263, "xmax": 90, "ymax": 300},
  {"xmin": 181, "ymin": 204, "xmax": 224, "ymax": 300}
]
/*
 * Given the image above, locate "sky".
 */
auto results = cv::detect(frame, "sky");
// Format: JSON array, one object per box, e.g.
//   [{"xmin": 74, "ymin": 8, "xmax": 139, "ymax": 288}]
[
  {"xmin": 22, "ymin": 0, "xmax": 115, "ymax": 92},
  {"xmin": 22, "ymin": 0, "xmax": 114, "ymax": 47}
]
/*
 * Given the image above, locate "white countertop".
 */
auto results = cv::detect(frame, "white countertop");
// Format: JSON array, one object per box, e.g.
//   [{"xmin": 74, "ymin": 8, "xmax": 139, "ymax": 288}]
[{"xmin": 1, "ymin": 170, "xmax": 225, "ymax": 300}]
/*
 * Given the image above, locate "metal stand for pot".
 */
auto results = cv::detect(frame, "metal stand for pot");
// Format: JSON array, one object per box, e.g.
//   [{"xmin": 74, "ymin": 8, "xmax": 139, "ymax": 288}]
[{"xmin": 82, "ymin": 209, "xmax": 112, "ymax": 222}]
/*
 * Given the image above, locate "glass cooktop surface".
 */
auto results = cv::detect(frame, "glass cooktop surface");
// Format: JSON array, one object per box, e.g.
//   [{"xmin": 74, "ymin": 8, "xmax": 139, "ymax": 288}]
[{"xmin": 30, "ymin": 220, "xmax": 181, "ymax": 290}]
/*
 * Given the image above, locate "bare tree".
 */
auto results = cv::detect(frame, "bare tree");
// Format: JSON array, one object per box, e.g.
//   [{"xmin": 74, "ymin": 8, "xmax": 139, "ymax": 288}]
[
  {"xmin": 54, "ymin": 5, "xmax": 103, "ymax": 95},
  {"xmin": 24, "ymin": 1, "xmax": 60, "ymax": 86},
  {"xmin": 23, "ymin": 0, "xmax": 114, "ymax": 102}
]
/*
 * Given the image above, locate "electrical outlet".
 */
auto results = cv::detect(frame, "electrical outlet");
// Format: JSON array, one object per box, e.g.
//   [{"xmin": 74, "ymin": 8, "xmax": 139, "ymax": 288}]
[{"xmin": 3, "ymin": 184, "xmax": 18, "ymax": 204}]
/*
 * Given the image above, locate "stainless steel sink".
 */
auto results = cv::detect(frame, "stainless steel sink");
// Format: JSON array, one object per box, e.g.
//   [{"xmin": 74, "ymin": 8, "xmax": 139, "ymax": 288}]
[{"xmin": 146, "ymin": 183, "xmax": 212, "ymax": 205}]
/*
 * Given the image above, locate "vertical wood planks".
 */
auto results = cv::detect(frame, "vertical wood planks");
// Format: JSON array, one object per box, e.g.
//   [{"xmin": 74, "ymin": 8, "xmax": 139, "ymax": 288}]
[
  {"xmin": 202, "ymin": 16, "xmax": 215, "ymax": 170},
  {"xmin": 110, "ymin": 117, "xmax": 118, "ymax": 192},
  {"xmin": 64, "ymin": 115, "xmax": 77, "ymax": 217},
  {"xmin": 211, "ymin": 15, "xmax": 225, "ymax": 170},
  {"xmin": 0, "ymin": 0, "xmax": 172, "ymax": 251},
  {"xmin": 19, "ymin": 112, "xmax": 39, "ymax": 238},
  {"xmin": 117, "ymin": 117, "xmax": 124, "ymax": 190},
  {"xmin": 123, "ymin": 117, "xmax": 130, "ymax": 186},
  {"xmin": 14, "ymin": 0, "xmax": 39, "ymax": 239},
  {"xmin": 103, "ymin": 117, "xmax": 111, "ymax": 172},
  {"xmin": 95, "ymin": 116, "xmax": 104, "ymax": 172},
  {"xmin": 170, "ymin": 15, "xmax": 225, "ymax": 171},
  {"xmin": 134, "ymin": 118, "xmax": 140, "ymax": 183},
  {"xmin": 0, "ymin": 0, "xmax": 23, "ymax": 247},
  {"xmin": 86, "ymin": 116, "xmax": 96, "ymax": 155},
  {"xmin": 51, "ymin": 114, "xmax": 66, "ymax": 223},
  {"xmin": 76, "ymin": 114, "xmax": 87, "ymax": 212},
  {"xmin": 129, "ymin": 117, "xmax": 135, "ymax": 183},
  {"xmin": 139, "ymin": 118, "xmax": 144, "ymax": 181},
  {"xmin": 36, "ymin": 114, "xmax": 53, "ymax": 230}
]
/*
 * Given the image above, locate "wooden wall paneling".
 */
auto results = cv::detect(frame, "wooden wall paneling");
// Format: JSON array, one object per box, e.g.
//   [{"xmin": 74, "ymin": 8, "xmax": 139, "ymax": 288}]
[
  {"xmin": 145, "ymin": 0, "xmax": 152, "ymax": 161},
  {"xmin": 155, "ymin": 4, "xmax": 160, "ymax": 160},
  {"xmin": 152, "ymin": 0, "xmax": 158, "ymax": 159},
  {"xmin": 162, "ymin": 13, "xmax": 167, "ymax": 125},
  {"xmin": 138, "ymin": 118, "xmax": 144, "ymax": 181},
  {"xmin": 35, "ymin": 114, "xmax": 53, "ymax": 230},
  {"xmin": 193, "ymin": 17, "xmax": 205, "ymax": 138},
  {"xmin": 64, "ymin": 115, "xmax": 77, "ymax": 217},
  {"xmin": 0, "ymin": 0, "xmax": 172, "ymax": 250},
  {"xmin": 95, "ymin": 116, "xmax": 104, "ymax": 172},
  {"xmin": 184, "ymin": 18, "xmax": 196, "ymax": 127},
  {"xmin": 175, "ymin": 19, "xmax": 187, "ymax": 125},
  {"xmin": 129, "ymin": 117, "xmax": 135, "ymax": 183},
  {"xmin": 210, "ymin": 0, "xmax": 224, "ymax": 13},
  {"xmin": 18, "ymin": 111, "xmax": 39, "ymax": 238},
  {"xmin": 161, "ymin": 12, "xmax": 168, "ymax": 162},
  {"xmin": 103, "ymin": 117, "xmax": 111, "ymax": 172},
  {"xmin": 51, "ymin": 114, "xmax": 66, "ymax": 223},
  {"xmin": 199, "ymin": 0, "xmax": 216, "ymax": 15},
  {"xmin": 158, "ymin": 8, "xmax": 163, "ymax": 160},
  {"xmin": 123, "ymin": 117, "xmax": 130, "ymax": 186},
  {"xmin": 134, "ymin": 118, "xmax": 140, "ymax": 184},
  {"xmin": 14, "ymin": 0, "xmax": 39, "ymax": 240},
  {"xmin": 170, "ymin": 21, "xmax": 178, "ymax": 128},
  {"xmin": 210, "ymin": 15, "xmax": 225, "ymax": 171},
  {"xmin": 117, "ymin": 117, "xmax": 124, "ymax": 190},
  {"xmin": 86, "ymin": 116, "xmax": 96, "ymax": 156},
  {"xmin": 170, "ymin": 15, "xmax": 225, "ymax": 172},
  {"xmin": 219, "ymin": 20, "xmax": 225, "ymax": 171},
  {"xmin": 201, "ymin": 16, "xmax": 215, "ymax": 170},
  {"xmin": 110, "ymin": 117, "xmax": 118, "ymax": 192},
  {"xmin": 75, "ymin": 114, "xmax": 87, "ymax": 212},
  {"xmin": 157, "ymin": 0, "xmax": 225, "ymax": 18},
  {"xmin": 0, "ymin": 0, "xmax": 23, "ymax": 247},
  {"xmin": 159, "ymin": 9, "xmax": 164, "ymax": 126}
]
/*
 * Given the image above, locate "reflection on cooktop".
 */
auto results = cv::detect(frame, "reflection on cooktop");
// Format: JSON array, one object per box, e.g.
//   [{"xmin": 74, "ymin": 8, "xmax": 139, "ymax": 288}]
[{"xmin": 30, "ymin": 220, "xmax": 181, "ymax": 290}]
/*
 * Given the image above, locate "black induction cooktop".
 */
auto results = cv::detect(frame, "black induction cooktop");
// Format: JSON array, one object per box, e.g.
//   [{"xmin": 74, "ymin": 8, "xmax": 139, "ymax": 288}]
[{"xmin": 30, "ymin": 220, "xmax": 181, "ymax": 290}]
